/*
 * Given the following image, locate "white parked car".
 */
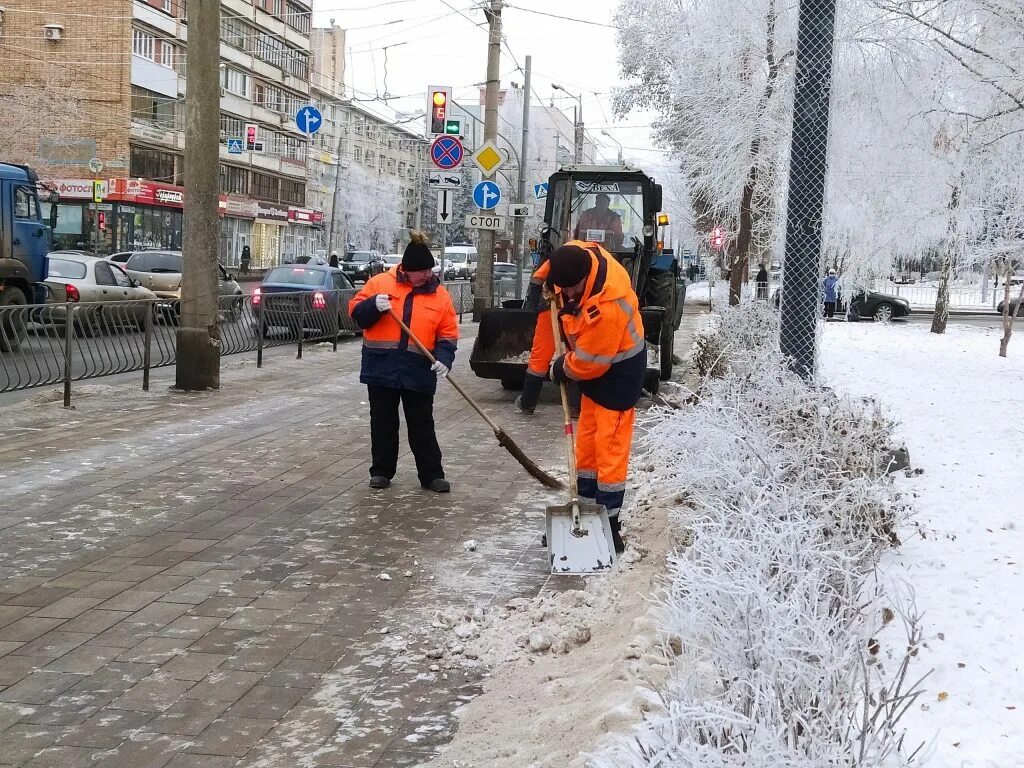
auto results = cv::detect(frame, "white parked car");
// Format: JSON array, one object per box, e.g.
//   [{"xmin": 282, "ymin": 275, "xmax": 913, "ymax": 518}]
[{"xmin": 43, "ymin": 252, "xmax": 158, "ymax": 332}]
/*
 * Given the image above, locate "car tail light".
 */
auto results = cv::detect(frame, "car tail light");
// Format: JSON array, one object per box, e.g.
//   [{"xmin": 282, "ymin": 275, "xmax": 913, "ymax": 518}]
[
  {"xmin": 64, "ymin": 283, "xmax": 80, "ymax": 302},
  {"xmin": 312, "ymin": 291, "xmax": 326, "ymax": 310},
  {"xmin": 252, "ymin": 287, "xmax": 261, "ymax": 305}
]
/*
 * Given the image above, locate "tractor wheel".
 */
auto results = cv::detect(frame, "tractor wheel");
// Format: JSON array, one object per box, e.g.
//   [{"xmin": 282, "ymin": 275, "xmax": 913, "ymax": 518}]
[{"xmin": 646, "ymin": 270, "xmax": 677, "ymax": 381}]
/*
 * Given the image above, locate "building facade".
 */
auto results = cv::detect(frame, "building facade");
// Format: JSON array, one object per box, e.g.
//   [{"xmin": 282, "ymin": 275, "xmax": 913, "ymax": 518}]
[
  {"xmin": 0, "ymin": 0, "xmax": 323, "ymax": 267},
  {"xmin": 306, "ymin": 24, "xmax": 427, "ymax": 256}
]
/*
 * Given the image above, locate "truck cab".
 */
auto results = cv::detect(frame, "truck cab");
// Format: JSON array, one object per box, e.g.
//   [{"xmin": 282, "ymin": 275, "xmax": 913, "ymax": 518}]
[{"xmin": 1, "ymin": 163, "xmax": 54, "ymax": 349}]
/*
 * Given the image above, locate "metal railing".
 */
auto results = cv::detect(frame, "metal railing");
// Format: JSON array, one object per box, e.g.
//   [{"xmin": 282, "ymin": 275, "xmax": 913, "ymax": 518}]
[
  {"xmin": 0, "ymin": 291, "xmax": 362, "ymax": 403},
  {"xmin": 0, "ymin": 283, "xmax": 490, "ymax": 404}
]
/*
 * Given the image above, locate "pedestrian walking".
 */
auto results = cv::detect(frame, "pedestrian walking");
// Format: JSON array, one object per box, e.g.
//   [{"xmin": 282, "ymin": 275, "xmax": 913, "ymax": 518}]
[
  {"xmin": 329, "ymin": 250, "xmax": 339, "ymax": 269},
  {"xmin": 823, "ymin": 268, "xmax": 840, "ymax": 319},
  {"xmin": 348, "ymin": 231, "xmax": 459, "ymax": 493},
  {"xmin": 755, "ymin": 263, "xmax": 769, "ymax": 301},
  {"xmin": 239, "ymin": 245, "xmax": 251, "ymax": 276},
  {"xmin": 547, "ymin": 241, "xmax": 647, "ymax": 553}
]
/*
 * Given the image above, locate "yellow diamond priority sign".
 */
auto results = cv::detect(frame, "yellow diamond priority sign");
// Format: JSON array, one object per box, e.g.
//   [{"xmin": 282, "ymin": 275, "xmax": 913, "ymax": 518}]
[{"xmin": 470, "ymin": 140, "xmax": 505, "ymax": 177}]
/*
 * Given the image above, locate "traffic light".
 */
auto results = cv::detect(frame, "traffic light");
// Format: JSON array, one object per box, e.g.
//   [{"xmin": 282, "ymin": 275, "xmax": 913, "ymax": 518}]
[
  {"xmin": 430, "ymin": 90, "xmax": 448, "ymax": 134},
  {"xmin": 426, "ymin": 85, "xmax": 452, "ymax": 136},
  {"xmin": 711, "ymin": 226, "xmax": 725, "ymax": 251},
  {"xmin": 98, "ymin": 212, "xmax": 106, "ymax": 231},
  {"xmin": 245, "ymin": 123, "xmax": 259, "ymax": 151}
]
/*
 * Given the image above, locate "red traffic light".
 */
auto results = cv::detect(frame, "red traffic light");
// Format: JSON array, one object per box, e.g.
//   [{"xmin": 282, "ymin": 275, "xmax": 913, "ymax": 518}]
[
  {"xmin": 710, "ymin": 226, "xmax": 725, "ymax": 250},
  {"xmin": 429, "ymin": 90, "xmax": 449, "ymax": 134}
]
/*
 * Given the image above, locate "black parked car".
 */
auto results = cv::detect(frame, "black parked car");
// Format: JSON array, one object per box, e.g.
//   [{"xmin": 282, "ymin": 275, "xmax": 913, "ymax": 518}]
[
  {"xmin": 253, "ymin": 265, "xmax": 354, "ymax": 338},
  {"xmin": 997, "ymin": 298, "xmax": 1023, "ymax": 317},
  {"xmin": 773, "ymin": 286, "xmax": 911, "ymax": 322},
  {"xmin": 341, "ymin": 251, "xmax": 386, "ymax": 283}
]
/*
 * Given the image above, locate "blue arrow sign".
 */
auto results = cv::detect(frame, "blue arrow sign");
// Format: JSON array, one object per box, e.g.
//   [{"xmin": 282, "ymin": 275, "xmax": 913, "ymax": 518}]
[
  {"xmin": 295, "ymin": 105, "xmax": 323, "ymax": 135},
  {"xmin": 430, "ymin": 136, "xmax": 464, "ymax": 170},
  {"xmin": 473, "ymin": 180, "xmax": 501, "ymax": 211},
  {"xmin": 534, "ymin": 182, "xmax": 549, "ymax": 199},
  {"xmin": 227, "ymin": 138, "xmax": 244, "ymax": 155}
]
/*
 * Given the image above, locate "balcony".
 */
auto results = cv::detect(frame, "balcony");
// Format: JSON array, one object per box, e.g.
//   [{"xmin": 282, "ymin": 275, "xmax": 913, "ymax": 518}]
[{"xmin": 131, "ymin": 55, "xmax": 181, "ymax": 99}]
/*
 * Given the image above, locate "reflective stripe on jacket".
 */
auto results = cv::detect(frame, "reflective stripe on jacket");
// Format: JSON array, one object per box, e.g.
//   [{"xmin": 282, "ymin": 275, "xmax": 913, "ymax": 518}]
[
  {"xmin": 349, "ymin": 268, "xmax": 459, "ymax": 395},
  {"xmin": 553, "ymin": 241, "xmax": 646, "ymax": 411}
]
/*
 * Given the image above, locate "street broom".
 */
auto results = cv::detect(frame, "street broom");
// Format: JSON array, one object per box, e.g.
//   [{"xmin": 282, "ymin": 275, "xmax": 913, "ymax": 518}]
[
  {"xmin": 387, "ymin": 309, "xmax": 563, "ymax": 491},
  {"xmin": 545, "ymin": 300, "xmax": 615, "ymax": 574}
]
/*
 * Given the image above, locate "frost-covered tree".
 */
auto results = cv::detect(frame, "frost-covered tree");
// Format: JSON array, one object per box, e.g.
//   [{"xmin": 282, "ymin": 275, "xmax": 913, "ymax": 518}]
[
  {"xmin": 335, "ymin": 161, "xmax": 403, "ymax": 252},
  {"xmin": 615, "ymin": 0, "xmax": 797, "ymax": 305}
]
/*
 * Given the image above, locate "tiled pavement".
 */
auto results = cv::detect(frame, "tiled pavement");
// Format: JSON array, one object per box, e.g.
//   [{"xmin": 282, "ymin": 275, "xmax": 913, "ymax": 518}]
[{"xmin": 0, "ymin": 328, "xmax": 569, "ymax": 767}]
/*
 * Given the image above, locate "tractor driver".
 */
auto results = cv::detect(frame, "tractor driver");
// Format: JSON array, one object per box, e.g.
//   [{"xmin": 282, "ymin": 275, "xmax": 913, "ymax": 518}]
[{"xmin": 573, "ymin": 193, "xmax": 624, "ymax": 251}]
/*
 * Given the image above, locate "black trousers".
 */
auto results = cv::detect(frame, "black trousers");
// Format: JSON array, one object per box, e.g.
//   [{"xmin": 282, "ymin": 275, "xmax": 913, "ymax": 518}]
[
  {"xmin": 368, "ymin": 386, "xmax": 444, "ymax": 485},
  {"xmin": 824, "ymin": 301, "xmax": 836, "ymax": 319}
]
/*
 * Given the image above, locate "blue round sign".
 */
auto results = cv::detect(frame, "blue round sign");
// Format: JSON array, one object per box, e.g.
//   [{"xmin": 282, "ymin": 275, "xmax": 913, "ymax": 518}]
[
  {"xmin": 473, "ymin": 180, "xmax": 501, "ymax": 210},
  {"xmin": 431, "ymin": 136, "xmax": 464, "ymax": 170},
  {"xmin": 295, "ymin": 105, "xmax": 323, "ymax": 135}
]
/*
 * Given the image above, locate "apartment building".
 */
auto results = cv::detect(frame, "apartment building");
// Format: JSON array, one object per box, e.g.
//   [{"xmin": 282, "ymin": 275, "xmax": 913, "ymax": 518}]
[
  {"xmin": 0, "ymin": 0, "xmax": 323, "ymax": 267},
  {"xmin": 306, "ymin": 24, "xmax": 427, "ymax": 255}
]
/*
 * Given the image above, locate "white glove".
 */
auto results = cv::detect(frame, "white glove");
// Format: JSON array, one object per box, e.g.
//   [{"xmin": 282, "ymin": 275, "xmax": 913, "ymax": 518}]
[
  {"xmin": 375, "ymin": 294, "xmax": 391, "ymax": 312},
  {"xmin": 431, "ymin": 361, "xmax": 450, "ymax": 378}
]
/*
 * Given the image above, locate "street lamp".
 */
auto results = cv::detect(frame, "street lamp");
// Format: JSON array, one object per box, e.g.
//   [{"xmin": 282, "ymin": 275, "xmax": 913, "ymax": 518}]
[
  {"xmin": 601, "ymin": 129, "xmax": 623, "ymax": 165},
  {"xmin": 551, "ymin": 83, "xmax": 584, "ymax": 164}
]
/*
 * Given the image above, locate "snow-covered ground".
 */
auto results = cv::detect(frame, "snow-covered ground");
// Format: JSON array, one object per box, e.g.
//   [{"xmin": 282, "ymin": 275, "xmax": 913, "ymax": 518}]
[{"xmin": 821, "ymin": 321, "xmax": 1024, "ymax": 766}]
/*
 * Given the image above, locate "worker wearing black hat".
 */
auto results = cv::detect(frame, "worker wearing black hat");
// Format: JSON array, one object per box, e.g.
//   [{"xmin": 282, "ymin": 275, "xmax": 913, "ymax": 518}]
[
  {"xmin": 349, "ymin": 232, "xmax": 459, "ymax": 492},
  {"xmin": 547, "ymin": 241, "xmax": 646, "ymax": 552}
]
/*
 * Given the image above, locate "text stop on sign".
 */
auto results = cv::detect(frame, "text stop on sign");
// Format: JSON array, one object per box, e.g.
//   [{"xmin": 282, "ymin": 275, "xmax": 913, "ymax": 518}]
[{"xmin": 466, "ymin": 213, "xmax": 505, "ymax": 231}]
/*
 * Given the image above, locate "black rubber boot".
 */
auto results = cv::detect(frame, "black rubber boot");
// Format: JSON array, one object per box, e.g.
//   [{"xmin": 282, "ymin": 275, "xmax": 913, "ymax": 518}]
[
  {"xmin": 369, "ymin": 476, "xmax": 391, "ymax": 489},
  {"xmin": 609, "ymin": 515, "xmax": 625, "ymax": 554},
  {"xmin": 422, "ymin": 478, "xmax": 451, "ymax": 493},
  {"xmin": 517, "ymin": 373, "xmax": 545, "ymax": 414}
]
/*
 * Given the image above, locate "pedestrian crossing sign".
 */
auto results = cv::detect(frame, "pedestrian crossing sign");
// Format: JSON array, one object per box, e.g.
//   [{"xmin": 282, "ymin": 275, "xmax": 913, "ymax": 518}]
[{"xmin": 227, "ymin": 138, "xmax": 244, "ymax": 154}]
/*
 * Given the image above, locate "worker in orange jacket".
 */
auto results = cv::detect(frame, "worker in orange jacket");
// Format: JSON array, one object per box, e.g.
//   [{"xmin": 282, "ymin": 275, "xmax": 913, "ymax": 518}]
[
  {"xmin": 547, "ymin": 241, "xmax": 646, "ymax": 552},
  {"xmin": 349, "ymin": 232, "xmax": 459, "ymax": 493},
  {"xmin": 516, "ymin": 258, "xmax": 581, "ymax": 415}
]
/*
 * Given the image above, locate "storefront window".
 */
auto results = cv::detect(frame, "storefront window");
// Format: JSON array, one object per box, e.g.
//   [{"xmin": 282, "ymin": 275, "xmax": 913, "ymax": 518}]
[
  {"xmin": 219, "ymin": 218, "xmax": 253, "ymax": 266},
  {"xmin": 130, "ymin": 207, "xmax": 184, "ymax": 250}
]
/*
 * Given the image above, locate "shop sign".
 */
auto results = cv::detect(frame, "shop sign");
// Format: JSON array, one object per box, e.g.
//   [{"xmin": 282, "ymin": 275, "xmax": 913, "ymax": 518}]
[
  {"xmin": 108, "ymin": 179, "xmax": 186, "ymax": 209},
  {"xmin": 43, "ymin": 179, "xmax": 107, "ymax": 200},
  {"xmin": 220, "ymin": 196, "xmax": 259, "ymax": 218},
  {"xmin": 288, "ymin": 207, "xmax": 317, "ymax": 224},
  {"xmin": 255, "ymin": 201, "xmax": 289, "ymax": 222}
]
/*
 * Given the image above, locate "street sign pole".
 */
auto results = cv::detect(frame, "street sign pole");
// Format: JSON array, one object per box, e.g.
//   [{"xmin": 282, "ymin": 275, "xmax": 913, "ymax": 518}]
[
  {"xmin": 440, "ymin": 224, "xmax": 448, "ymax": 284},
  {"xmin": 514, "ymin": 54, "xmax": 532, "ymax": 299}
]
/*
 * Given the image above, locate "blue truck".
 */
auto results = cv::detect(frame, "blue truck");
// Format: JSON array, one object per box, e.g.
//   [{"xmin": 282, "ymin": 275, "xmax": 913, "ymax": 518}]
[{"xmin": 0, "ymin": 163, "xmax": 56, "ymax": 350}]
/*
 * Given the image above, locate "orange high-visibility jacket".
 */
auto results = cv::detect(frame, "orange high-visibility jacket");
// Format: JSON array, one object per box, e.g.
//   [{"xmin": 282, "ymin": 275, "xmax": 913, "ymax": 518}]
[
  {"xmin": 551, "ymin": 242, "xmax": 646, "ymax": 411},
  {"xmin": 349, "ymin": 268, "xmax": 459, "ymax": 394}
]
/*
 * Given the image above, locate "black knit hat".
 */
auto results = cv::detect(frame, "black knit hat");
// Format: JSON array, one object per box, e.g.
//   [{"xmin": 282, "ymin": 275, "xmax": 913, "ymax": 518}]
[
  {"xmin": 548, "ymin": 244, "xmax": 592, "ymax": 288},
  {"xmin": 402, "ymin": 231, "xmax": 434, "ymax": 271}
]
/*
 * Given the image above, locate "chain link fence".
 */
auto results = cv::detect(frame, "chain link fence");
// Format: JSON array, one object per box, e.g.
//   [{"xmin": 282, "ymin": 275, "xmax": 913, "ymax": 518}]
[{"xmin": 777, "ymin": 0, "xmax": 837, "ymax": 378}]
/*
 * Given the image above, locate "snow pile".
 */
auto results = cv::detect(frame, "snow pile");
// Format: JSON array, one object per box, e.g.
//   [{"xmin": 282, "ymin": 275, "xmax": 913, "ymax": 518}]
[{"xmin": 589, "ymin": 304, "xmax": 920, "ymax": 767}]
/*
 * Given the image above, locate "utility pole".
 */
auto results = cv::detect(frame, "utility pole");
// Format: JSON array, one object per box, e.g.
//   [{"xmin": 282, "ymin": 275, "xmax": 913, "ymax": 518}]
[
  {"xmin": 176, "ymin": 0, "xmax": 221, "ymax": 391},
  {"xmin": 474, "ymin": 0, "xmax": 502, "ymax": 317},
  {"xmin": 513, "ymin": 56, "xmax": 532, "ymax": 300},
  {"xmin": 574, "ymin": 105, "xmax": 584, "ymax": 164}
]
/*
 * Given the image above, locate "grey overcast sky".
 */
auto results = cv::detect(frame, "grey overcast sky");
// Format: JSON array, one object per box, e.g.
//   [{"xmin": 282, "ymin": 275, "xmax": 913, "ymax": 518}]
[{"xmin": 310, "ymin": 0, "xmax": 667, "ymax": 171}]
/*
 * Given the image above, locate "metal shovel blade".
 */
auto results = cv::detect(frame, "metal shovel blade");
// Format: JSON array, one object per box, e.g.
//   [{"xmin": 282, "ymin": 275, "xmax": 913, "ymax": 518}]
[{"xmin": 546, "ymin": 501, "xmax": 615, "ymax": 575}]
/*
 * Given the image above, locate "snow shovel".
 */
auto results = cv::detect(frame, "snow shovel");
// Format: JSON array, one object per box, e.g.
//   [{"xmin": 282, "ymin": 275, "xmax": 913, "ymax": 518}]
[
  {"xmin": 546, "ymin": 300, "xmax": 615, "ymax": 574},
  {"xmin": 386, "ymin": 308, "xmax": 563, "ymax": 491}
]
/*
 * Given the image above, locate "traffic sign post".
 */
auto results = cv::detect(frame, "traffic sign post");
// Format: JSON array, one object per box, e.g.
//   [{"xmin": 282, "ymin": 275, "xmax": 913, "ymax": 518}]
[
  {"xmin": 472, "ymin": 180, "xmax": 501, "ymax": 211},
  {"xmin": 471, "ymin": 140, "xmax": 505, "ymax": 177},
  {"xmin": 436, "ymin": 190, "xmax": 455, "ymax": 225},
  {"xmin": 466, "ymin": 213, "xmax": 505, "ymax": 231},
  {"xmin": 534, "ymin": 182, "xmax": 548, "ymax": 199},
  {"xmin": 227, "ymin": 138, "xmax": 243, "ymax": 155},
  {"xmin": 430, "ymin": 136, "xmax": 464, "ymax": 170},
  {"xmin": 507, "ymin": 203, "xmax": 535, "ymax": 218},
  {"xmin": 295, "ymin": 105, "xmax": 322, "ymax": 135},
  {"xmin": 428, "ymin": 171, "xmax": 462, "ymax": 190}
]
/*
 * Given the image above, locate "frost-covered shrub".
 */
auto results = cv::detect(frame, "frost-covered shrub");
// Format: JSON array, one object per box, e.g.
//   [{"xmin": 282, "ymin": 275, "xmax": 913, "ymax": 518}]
[
  {"xmin": 587, "ymin": 303, "xmax": 920, "ymax": 768},
  {"xmin": 691, "ymin": 300, "xmax": 782, "ymax": 380}
]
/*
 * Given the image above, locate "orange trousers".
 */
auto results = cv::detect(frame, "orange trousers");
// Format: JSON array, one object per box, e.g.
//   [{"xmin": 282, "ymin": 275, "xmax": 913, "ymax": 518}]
[
  {"xmin": 575, "ymin": 396, "xmax": 635, "ymax": 516},
  {"xmin": 527, "ymin": 309, "xmax": 556, "ymax": 377}
]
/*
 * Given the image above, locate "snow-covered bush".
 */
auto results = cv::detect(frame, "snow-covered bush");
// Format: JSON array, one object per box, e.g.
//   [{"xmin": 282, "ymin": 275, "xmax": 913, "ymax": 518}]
[
  {"xmin": 588, "ymin": 303, "xmax": 921, "ymax": 767},
  {"xmin": 691, "ymin": 300, "xmax": 779, "ymax": 380}
]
